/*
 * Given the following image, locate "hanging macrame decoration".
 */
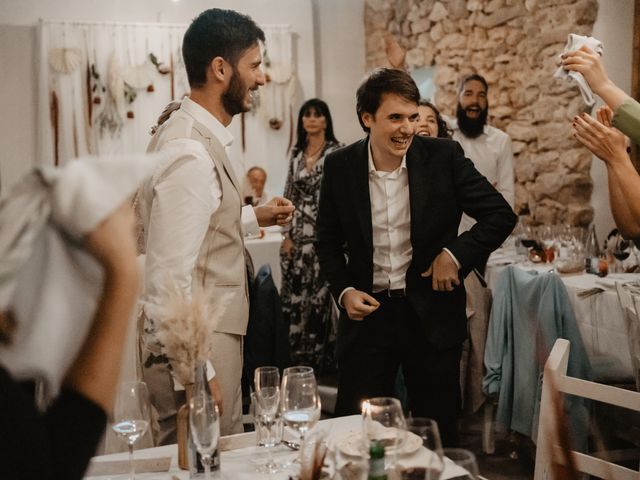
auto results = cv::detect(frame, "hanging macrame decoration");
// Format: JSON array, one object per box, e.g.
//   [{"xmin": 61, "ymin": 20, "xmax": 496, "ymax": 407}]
[
  {"xmin": 258, "ymin": 27, "xmax": 296, "ymax": 154},
  {"xmin": 48, "ymin": 47, "xmax": 83, "ymax": 74},
  {"xmin": 95, "ymin": 52, "xmax": 125, "ymax": 137}
]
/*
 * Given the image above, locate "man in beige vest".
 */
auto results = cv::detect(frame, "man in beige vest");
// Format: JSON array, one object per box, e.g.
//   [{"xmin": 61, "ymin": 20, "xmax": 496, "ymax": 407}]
[{"xmin": 136, "ymin": 9, "xmax": 294, "ymax": 442}]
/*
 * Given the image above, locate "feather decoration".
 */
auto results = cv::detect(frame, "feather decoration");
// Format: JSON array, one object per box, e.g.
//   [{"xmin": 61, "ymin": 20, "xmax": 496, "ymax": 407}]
[{"xmin": 155, "ymin": 284, "xmax": 231, "ymax": 386}]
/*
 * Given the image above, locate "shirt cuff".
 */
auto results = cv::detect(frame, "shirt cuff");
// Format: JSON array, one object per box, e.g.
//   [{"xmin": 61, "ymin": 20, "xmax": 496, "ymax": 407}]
[
  {"xmin": 242, "ymin": 205, "xmax": 260, "ymax": 237},
  {"xmin": 443, "ymin": 248, "xmax": 461, "ymax": 270},
  {"xmin": 338, "ymin": 287, "xmax": 356, "ymax": 308},
  {"xmin": 173, "ymin": 361, "xmax": 216, "ymax": 391}
]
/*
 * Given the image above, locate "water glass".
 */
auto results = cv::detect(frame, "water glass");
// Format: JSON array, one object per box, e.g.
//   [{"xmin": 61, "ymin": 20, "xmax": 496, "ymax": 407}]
[
  {"xmin": 362, "ymin": 397, "xmax": 406, "ymax": 471},
  {"xmin": 251, "ymin": 392, "xmax": 284, "ymax": 473},
  {"xmin": 189, "ymin": 392, "xmax": 220, "ymax": 480},
  {"xmin": 442, "ymin": 448, "xmax": 479, "ymax": 480},
  {"xmin": 111, "ymin": 381, "xmax": 151, "ymax": 480},
  {"xmin": 281, "ymin": 368, "xmax": 321, "ymax": 444},
  {"xmin": 397, "ymin": 417, "xmax": 444, "ymax": 480}
]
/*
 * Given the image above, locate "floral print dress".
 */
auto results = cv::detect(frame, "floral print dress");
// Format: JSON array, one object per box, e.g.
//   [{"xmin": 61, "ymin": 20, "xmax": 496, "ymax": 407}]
[{"xmin": 280, "ymin": 140, "xmax": 342, "ymax": 373}]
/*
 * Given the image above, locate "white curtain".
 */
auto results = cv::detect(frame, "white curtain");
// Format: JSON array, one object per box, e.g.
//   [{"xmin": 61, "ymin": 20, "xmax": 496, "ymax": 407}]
[
  {"xmin": 37, "ymin": 20, "xmax": 188, "ymax": 167},
  {"xmin": 37, "ymin": 20, "xmax": 298, "ymax": 197}
]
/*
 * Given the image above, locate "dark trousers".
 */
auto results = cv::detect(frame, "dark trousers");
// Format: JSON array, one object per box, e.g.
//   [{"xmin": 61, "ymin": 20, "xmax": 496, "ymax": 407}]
[{"xmin": 334, "ymin": 295, "xmax": 462, "ymax": 447}]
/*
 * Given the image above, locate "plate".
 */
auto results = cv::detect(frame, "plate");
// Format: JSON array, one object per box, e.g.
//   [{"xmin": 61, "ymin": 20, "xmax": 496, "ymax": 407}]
[{"xmin": 335, "ymin": 429, "xmax": 423, "ymax": 457}]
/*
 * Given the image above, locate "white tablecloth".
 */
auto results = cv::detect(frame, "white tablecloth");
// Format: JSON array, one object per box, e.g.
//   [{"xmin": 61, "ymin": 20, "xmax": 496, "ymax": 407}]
[
  {"xmin": 245, "ymin": 230, "xmax": 283, "ymax": 291},
  {"xmin": 85, "ymin": 415, "xmax": 474, "ymax": 479},
  {"xmin": 485, "ymin": 255, "xmax": 636, "ymax": 381}
]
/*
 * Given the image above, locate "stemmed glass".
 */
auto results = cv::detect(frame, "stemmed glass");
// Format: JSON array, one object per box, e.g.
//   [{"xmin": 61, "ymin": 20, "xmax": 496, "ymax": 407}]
[
  {"xmin": 111, "ymin": 381, "xmax": 151, "ymax": 480},
  {"xmin": 397, "ymin": 417, "xmax": 444, "ymax": 480},
  {"xmin": 189, "ymin": 391, "xmax": 220, "ymax": 480},
  {"xmin": 362, "ymin": 397, "xmax": 407, "ymax": 473},
  {"xmin": 442, "ymin": 448, "xmax": 480, "ymax": 480},
  {"xmin": 281, "ymin": 367, "xmax": 321, "ymax": 448},
  {"xmin": 253, "ymin": 366, "xmax": 284, "ymax": 473}
]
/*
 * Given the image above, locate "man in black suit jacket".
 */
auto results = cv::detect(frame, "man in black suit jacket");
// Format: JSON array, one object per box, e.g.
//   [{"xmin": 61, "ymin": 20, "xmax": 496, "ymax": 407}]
[{"xmin": 316, "ymin": 68, "xmax": 516, "ymax": 446}]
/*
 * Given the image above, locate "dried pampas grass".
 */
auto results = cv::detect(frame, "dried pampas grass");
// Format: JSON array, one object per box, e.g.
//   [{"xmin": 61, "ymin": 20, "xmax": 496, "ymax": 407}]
[{"xmin": 155, "ymin": 285, "xmax": 230, "ymax": 386}]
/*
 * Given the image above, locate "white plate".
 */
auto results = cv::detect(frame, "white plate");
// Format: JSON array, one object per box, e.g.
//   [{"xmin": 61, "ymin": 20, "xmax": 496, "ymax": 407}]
[{"xmin": 335, "ymin": 429, "xmax": 423, "ymax": 457}]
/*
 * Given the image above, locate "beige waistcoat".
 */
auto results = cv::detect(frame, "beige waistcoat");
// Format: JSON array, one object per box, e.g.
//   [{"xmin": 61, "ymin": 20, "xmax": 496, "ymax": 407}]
[{"xmin": 138, "ymin": 110, "xmax": 249, "ymax": 336}]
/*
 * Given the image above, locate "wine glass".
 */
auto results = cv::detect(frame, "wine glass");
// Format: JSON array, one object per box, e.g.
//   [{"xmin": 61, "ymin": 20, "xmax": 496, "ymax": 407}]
[
  {"xmin": 396, "ymin": 417, "xmax": 444, "ymax": 480},
  {"xmin": 189, "ymin": 391, "xmax": 220, "ymax": 480},
  {"xmin": 442, "ymin": 448, "xmax": 480, "ymax": 480},
  {"xmin": 281, "ymin": 369, "xmax": 321, "ymax": 446},
  {"xmin": 112, "ymin": 381, "xmax": 151, "ymax": 480},
  {"xmin": 362, "ymin": 397, "xmax": 406, "ymax": 473},
  {"xmin": 253, "ymin": 366, "xmax": 284, "ymax": 473}
]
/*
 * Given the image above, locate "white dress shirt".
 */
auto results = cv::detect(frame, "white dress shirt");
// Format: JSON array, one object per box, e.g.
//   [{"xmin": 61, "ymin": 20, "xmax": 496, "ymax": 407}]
[
  {"xmin": 337, "ymin": 142, "xmax": 460, "ymax": 306},
  {"xmin": 368, "ymin": 151, "xmax": 413, "ymax": 292},
  {"xmin": 450, "ymin": 119, "xmax": 514, "ymax": 232},
  {"xmin": 142, "ymin": 98, "xmax": 258, "ymax": 386}
]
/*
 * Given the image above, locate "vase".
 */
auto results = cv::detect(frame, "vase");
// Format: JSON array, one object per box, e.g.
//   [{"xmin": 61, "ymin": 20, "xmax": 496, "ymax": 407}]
[{"xmin": 177, "ymin": 383, "xmax": 194, "ymax": 470}]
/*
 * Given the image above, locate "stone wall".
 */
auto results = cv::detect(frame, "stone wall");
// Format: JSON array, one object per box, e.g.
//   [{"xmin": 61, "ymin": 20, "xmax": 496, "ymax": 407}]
[{"xmin": 365, "ymin": 0, "xmax": 599, "ymax": 226}]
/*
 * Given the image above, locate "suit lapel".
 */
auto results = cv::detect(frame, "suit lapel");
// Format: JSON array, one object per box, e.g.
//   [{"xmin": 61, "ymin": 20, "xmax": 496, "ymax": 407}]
[
  {"xmin": 351, "ymin": 139, "xmax": 373, "ymax": 253},
  {"xmin": 407, "ymin": 140, "xmax": 431, "ymax": 243}
]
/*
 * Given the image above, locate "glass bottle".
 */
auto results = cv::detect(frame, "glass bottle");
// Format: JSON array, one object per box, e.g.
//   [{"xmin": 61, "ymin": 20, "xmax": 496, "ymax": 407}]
[
  {"xmin": 368, "ymin": 440, "xmax": 387, "ymax": 480},
  {"xmin": 584, "ymin": 224, "xmax": 600, "ymax": 274}
]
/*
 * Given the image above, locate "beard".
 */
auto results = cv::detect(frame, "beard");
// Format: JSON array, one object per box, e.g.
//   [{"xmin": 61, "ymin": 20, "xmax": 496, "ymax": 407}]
[
  {"xmin": 222, "ymin": 72, "xmax": 250, "ymax": 116},
  {"xmin": 456, "ymin": 102, "xmax": 488, "ymax": 139}
]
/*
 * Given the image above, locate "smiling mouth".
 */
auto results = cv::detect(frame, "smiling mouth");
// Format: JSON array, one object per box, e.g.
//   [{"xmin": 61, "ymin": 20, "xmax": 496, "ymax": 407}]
[{"xmin": 391, "ymin": 136, "xmax": 411, "ymax": 148}]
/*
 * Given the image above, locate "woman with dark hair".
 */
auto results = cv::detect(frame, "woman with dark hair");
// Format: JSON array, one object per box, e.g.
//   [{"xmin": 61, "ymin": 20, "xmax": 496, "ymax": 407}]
[
  {"xmin": 417, "ymin": 99, "xmax": 452, "ymax": 139},
  {"xmin": 280, "ymin": 98, "xmax": 343, "ymax": 371}
]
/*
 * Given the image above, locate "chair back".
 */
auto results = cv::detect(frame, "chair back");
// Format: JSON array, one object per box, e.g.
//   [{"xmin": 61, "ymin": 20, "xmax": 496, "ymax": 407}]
[
  {"xmin": 534, "ymin": 339, "xmax": 640, "ymax": 480},
  {"xmin": 615, "ymin": 282, "xmax": 640, "ymax": 391}
]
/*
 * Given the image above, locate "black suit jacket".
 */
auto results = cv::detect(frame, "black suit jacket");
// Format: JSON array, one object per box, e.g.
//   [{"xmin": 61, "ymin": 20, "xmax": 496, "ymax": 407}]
[{"xmin": 316, "ymin": 135, "xmax": 517, "ymax": 354}]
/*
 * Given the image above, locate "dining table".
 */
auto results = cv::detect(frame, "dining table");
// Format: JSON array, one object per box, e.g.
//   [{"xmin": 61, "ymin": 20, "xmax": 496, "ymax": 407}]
[
  {"xmin": 485, "ymin": 248, "xmax": 638, "ymax": 382},
  {"xmin": 245, "ymin": 227, "xmax": 284, "ymax": 291},
  {"xmin": 84, "ymin": 415, "xmax": 478, "ymax": 479}
]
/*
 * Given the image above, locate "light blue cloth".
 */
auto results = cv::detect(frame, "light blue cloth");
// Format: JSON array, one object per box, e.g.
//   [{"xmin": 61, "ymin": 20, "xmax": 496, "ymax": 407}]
[{"xmin": 483, "ymin": 266, "xmax": 591, "ymax": 444}]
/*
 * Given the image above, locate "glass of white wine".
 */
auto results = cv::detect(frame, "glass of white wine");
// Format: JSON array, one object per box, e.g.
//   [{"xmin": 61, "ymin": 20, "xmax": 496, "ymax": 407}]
[
  {"xmin": 112, "ymin": 381, "xmax": 151, "ymax": 480},
  {"xmin": 281, "ymin": 368, "xmax": 321, "ymax": 447}
]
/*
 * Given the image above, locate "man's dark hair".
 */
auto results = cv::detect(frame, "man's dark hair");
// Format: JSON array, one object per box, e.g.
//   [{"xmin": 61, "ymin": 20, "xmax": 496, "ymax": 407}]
[
  {"xmin": 293, "ymin": 98, "xmax": 339, "ymax": 153},
  {"xmin": 458, "ymin": 73, "xmax": 489, "ymax": 95},
  {"xmin": 356, "ymin": 68, "xmax": 420, "ymax": 133},
  {"xmin": 182, "ymin": 9, "xmax": 265, "ymax": 89}
]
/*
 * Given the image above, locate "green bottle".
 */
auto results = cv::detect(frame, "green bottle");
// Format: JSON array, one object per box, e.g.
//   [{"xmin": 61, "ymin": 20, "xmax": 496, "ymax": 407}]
[{"xmin": 368, "ymin": 440, "xmax": 387, "ymax": 480}]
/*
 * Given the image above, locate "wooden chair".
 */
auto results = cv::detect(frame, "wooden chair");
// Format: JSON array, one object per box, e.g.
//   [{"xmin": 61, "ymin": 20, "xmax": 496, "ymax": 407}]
[
  {"xmin": 615, "ymin": 282, "xmax": 640, "ymax": 391},
  {"xmin": 534, "ymin": 338, "xmax": 640, "ymax": 480}
]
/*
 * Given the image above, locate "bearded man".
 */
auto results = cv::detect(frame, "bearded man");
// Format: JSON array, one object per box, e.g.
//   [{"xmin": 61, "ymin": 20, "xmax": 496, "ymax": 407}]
[
  {"xmin": 136, "ymin": 9, "xmax": 294, "ymax": 441},
  {"xmin": 450, "ymin": 74, "xmax": 514, "ymax": 236}
]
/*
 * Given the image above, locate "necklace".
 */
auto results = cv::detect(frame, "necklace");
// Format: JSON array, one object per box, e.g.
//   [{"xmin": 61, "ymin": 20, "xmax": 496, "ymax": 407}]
[{"xmin": 305, "ymin": 140, "xmax": 326, "ymax": 159}]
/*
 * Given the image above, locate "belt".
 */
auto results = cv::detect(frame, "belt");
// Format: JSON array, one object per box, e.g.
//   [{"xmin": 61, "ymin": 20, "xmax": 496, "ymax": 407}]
[{"xmin": 373, "ymin": 288, "xmax": 406, "ymax": 298}]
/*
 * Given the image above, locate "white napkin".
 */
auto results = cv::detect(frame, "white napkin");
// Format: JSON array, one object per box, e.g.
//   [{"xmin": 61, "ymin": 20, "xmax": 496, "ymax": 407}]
[
  {"xmin": 0, "ymin": 152, "xmax": 167, "ymax": 403},
  {"xmin": 554, "ymin": 33, "xmax": 604, "ymax": 107}
]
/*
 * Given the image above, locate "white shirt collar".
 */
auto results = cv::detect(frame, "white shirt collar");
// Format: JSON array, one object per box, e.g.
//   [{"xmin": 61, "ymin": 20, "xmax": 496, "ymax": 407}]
[
  {"xmin": 181, "ymin": 97, "xmax": 234, "ymax": 148},
  {"xmin": 367, "ymin": 140, "xmax": 407, "ymax": 177}
]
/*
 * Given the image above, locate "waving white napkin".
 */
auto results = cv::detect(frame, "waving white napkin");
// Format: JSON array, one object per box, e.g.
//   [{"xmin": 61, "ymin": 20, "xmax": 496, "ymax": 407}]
[
  {"xmin": 554, "ymin": 33, "xmax": 604, "ymax": 107},
  {"xmin": 0, "ymin": 152, "xmax": 167, "ymax": 403}
]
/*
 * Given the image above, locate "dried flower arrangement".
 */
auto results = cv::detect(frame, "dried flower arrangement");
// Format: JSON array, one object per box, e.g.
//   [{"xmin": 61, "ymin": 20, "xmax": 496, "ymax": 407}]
[{"xmin": 154, "ymin": 285, "xmax": 230, "ymax": 386}]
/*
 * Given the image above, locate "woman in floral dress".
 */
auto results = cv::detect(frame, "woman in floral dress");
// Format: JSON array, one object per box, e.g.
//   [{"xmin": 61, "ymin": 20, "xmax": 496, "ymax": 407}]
[{"xmin": 280, "ymin": 98, "xmax": 343, "ymax": 372}]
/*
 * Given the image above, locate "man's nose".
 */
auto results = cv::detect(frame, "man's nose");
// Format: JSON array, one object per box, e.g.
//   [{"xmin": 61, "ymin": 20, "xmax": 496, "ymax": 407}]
[
  {"xmin": 400, "ymin": 118, "xmax": 413, "ymax": 133},
  {"xmin": 256, "ymin": 68, "xmax": 266, "ymax": 86}
]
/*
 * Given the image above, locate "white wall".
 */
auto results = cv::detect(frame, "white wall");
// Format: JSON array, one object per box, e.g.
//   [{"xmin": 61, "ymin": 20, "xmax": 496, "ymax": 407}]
[
  {"xmin": 591, "ymin": 0, "xmax": 634, "ymax": 242},
  {"xmin": 316, "ymin": 0, "xmax": 366, "ymax": 145},
  {"xmin": 0, "ymin": 25, "xmax": 36, "ymax": 194}
]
